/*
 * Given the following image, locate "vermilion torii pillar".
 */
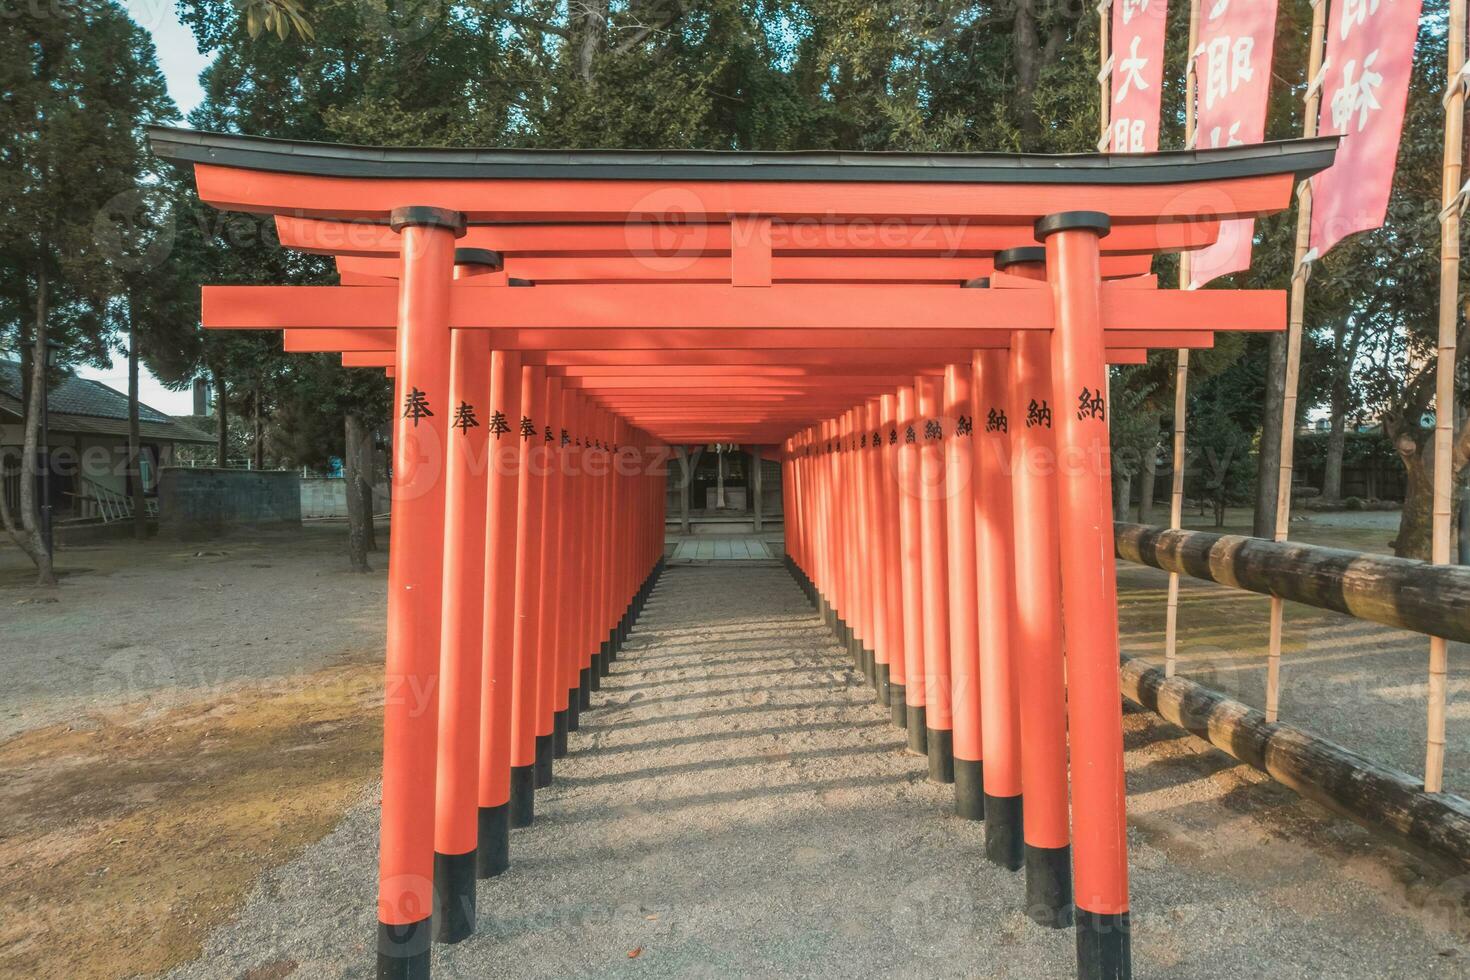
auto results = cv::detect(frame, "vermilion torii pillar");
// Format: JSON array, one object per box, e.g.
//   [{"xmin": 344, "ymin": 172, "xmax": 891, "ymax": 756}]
[
  {"xmin": 534, "ymin": 376, "xmax": 564, "ymax": 784},
  {"xmin": 854, "ymin": 415, "xmax": 872, "ymax": 677},
  {"xmin": 476, "ymin": 350, "xmax": 522, "ymax": 879},
  {"xmin": 896, "ymin": 383, "xmax": 928, "ymax": 757},
  {"xmin": 973, "ymin": 347, "xmax": 1024, "ymax": 872},
  {"xmin": 942, "ymin": 362, "xmax": 984, "ymax": 820},
  {"xmin": 916, "ymin": 376, "xmax": 954, "ymax": 783},
  {"xmin": 432, "ymin": 322, "xmax": 491, "ymax": 944},
  {"xmin": 377, "ymin": 205, "xmax": 463, "ymax": 977},
  {"xmin": 863, "ymin": 398, "xmax": 891, "ymax": 706},
  {"xmin": 508, "ymin": 365, "xmax": 547, "ymax": 829},
  {"xmin": 1040, "ymin": 212, "xmax": 1131, "ymax": 977},
  {"xmin": 879, "ymin": 392, "xmax": 908, "ymax": 731},
  {"xmin": 996, "ymin": 245, "xmax": 1074, "ymax": 929}
]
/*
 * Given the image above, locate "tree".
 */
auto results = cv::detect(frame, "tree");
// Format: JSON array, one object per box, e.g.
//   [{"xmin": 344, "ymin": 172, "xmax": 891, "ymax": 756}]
[
  {"xmin": 1107, "ymin": 368, "xmax": 1161, "ymax": 521},
  {"xmin": 0, "ymin": 0, "xmax": 175, "ymax": 583},
  {"xmin": 1187, "ymin": 385, "xmax": 1256, "ymax": 527},
  {"xmin": 265, "ymin": 355, "xmax": 390, "ymax": 571}
]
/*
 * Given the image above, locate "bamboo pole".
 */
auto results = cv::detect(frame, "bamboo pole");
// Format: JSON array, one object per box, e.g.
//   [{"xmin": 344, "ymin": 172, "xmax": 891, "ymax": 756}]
[
  {"xmin": 1426, "ymin": 0, "xmax": 1465, "ymax": 794},
  {"xmin": 1097, "ymin": 0, "xmax": 1112, "ymax": 149},
  {"xmin": 1165, "ymin": 0, "xmax": 1203, "ymax": 679},
  {"xmin": 1266, "ymin": 0, "xmax": 1329, "ymax": 724}
]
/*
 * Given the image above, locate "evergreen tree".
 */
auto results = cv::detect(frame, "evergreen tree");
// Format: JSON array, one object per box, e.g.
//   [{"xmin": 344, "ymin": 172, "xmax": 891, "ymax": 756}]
[{"xmin": 1, "ymin": 0, "xmax": 176, "ymax": 583}]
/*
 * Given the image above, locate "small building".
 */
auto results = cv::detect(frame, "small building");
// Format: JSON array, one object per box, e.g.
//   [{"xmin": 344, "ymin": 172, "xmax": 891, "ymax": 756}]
[{"xmin": 0, "ymin": 361, "xmax": 214, "ymax": 524}]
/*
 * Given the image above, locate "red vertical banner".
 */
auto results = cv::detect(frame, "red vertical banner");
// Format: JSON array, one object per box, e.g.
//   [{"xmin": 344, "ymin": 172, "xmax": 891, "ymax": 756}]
[
  {"xmin": 1309, "ymin": 0, "xmax": 1424, "ymax": 259},
  {"xmin": 1109, "ymin": 0, "xmax": 1171, "ymax": 152},
  {"xmin": 1189, "ymin": 0, "xmax": 1280, "ymax": 287}
]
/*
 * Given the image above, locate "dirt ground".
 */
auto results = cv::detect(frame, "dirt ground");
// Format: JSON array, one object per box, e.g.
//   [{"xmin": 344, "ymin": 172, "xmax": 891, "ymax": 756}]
[
  {"xmin": 0, "ymin": 524, "xmax": 388, "ymax": 740},
  {"xmin": 1, "ymin": 516, "xmax": 1468, "ymax": 978},
  {"xmin": 0, "ymin": 525, "xmax": 388, "ymax": 977}
]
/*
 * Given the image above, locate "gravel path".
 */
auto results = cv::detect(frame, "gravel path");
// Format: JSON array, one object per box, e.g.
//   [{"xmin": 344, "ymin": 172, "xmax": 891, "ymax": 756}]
[{"xmin": 168, "ymin": 562, "xmax": 1470, "ymax": 979}]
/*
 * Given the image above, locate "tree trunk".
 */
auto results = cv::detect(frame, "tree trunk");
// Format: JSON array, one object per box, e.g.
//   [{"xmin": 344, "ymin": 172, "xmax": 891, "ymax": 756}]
[
  {"xmin": 213, "ymin": 366, "xmax": 228, "ymax": 467},
  {"xmin": 1254, "ymin": 332, "xmax": 1287, "ymax": 537},
  {"xmin": 1322, "ymin": 407, "xmax": 1347, "ymax": 503},
  {"xmin": 20, "ymin": 268, "xmax": 56, "ymax": 585},
  {"xmin": 344, "ymin": 413, "xmax": 371, "ymax": 573},
  {"xmin": 1328, "ymin": 367, "xmax": 1346, "ymax": 502},
  {"xmin": 1012, "ymin": 0, "xmax": 1044, "ymax": 140},
  {"xmin": 1113, "ymin": 469, "xmax": 1132, "ymax": 522},
  {"xmin": 358, "ymin": 422, "xmax": 378, "ymax": 551},
  {"xmin": 1137, "ymin": 442, "xmax": 1158, "ymax": 524},
  {"xmin": 252, "ymin": 384, "xmax": 264, "ymax": 470},
  {"xmin": 575, "ymin": 0, "xmax": 608, "ymax": 83},
  {"xmin": 127, "ymin": 311, "xmax": 148, "ymax": 539},
  {"xmin": 1459, "ymin": 481, "xmax": 1470, "ymax": 565},
  {"xmin": 1393, "ymin": 432, "xmax": 1434, "ymax": 559}
]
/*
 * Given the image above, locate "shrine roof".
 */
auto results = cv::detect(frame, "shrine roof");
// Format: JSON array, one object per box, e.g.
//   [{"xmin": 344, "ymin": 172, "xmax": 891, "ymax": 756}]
[{"xmin": 148, "ymin": 127, "xmax": 1337, "ymax": 187}]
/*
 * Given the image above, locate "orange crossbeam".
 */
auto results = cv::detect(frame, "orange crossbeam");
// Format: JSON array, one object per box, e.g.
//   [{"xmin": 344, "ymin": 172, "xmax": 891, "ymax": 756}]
[
  {"xmin": 335, "ymin": 253, "xmax": 1155, "ymax": 283},
  {"xmin": 208, "ymin": 283, "xmax": 1282, "ymax": 333},
  {"xmin": 278, "ymin": 214, "xmax": 1222, "ymax": 258}
]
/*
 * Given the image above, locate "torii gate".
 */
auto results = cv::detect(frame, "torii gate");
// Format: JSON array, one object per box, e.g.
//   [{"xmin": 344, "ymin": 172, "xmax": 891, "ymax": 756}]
[{"xmin": 150, "ymin": 126, "xmax": 1336, "ymax": 980}]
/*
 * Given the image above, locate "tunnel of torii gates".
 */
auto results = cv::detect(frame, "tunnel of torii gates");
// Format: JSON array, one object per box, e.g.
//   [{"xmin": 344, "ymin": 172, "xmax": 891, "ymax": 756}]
[{"xmin": 151, "ymin": 126, "xmax": 1338, "ymax": 980}]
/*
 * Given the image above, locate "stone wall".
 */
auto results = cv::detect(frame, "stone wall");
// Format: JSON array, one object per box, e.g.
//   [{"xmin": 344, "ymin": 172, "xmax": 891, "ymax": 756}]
[{"xmin": 157, "ymin": 467, "xmax": 301, "ymax": 540}]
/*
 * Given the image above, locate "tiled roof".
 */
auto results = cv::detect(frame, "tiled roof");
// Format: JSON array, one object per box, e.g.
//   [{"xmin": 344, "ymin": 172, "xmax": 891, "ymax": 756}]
[{"xmin": 0, "ymin": 360, "xmax": 173, "ymax": 424}]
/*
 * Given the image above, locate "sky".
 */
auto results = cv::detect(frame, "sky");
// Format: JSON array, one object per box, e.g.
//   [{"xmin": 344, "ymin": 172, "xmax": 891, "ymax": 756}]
[{"xmin": 75, "ymin": 1, "xmax": 212, "ymax": 416}]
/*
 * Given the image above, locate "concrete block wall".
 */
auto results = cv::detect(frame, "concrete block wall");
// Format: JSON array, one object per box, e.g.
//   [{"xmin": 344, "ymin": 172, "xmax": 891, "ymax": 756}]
[
  {"xmin": 157, "ymin": 467, "xmax": 301, "ymax": 540},
  {"xmin": 300, "ymin": 477, "xmax": 389, "ymax": 519}
]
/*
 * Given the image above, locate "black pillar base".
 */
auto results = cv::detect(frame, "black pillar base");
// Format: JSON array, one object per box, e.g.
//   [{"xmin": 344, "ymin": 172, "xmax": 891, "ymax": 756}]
[
  {"xmin": 984, "ymin": 794, "xmax": 1024, "ymax": 871},
  {"xmin": 553, "ymin": 710, "xmax": 569, "ymax": 757},
  {"xmin": 509, "ymin": 765, "xmax": 535, "ymax": 828},
  {"xmin": 863, "ymin": 647, "xmax": 876, "ymax": 686},
  {"xmin": 433, "ymin": 849, "xmax": 476, "ymax": 944},
  {"xmin": 954, "ymin": 758, "xmax": 985, "ymax": 821},
  {"xmin": 476, "ymin": 803, "xmax": 510, "ymax": 878},
  {"xmin": 926, "ymin": 728, "xmax": 954, "ymax": 784},
  {"xmin": 590, "ymin": 652, "xmax": 604, "ymax": 687},
  {"xmin": 1024, "ymin": 844, "xmax": 1074, "ymax": 929},
  {"xmin": 876, "ymin": 662, "xmax": 891, "ymax": 707},
  {"xmin": 1076, "ymin": 909, "xmax": 1131, "ymax": 980},
  {"xmin": 598, "ymin": 640, "xmax": 611, "ymax": 677},
  {"xmin": 377, "ymin": 918, "xmax": 431, "ymax": 979},
  {"xmin": 534, "ymin": 734, "xmax": 554, "ymax": 788},
  {"xmin": 578, "ymin": 668, "xmax": 592, "ymax": 708},
  {"xmin": 906, "ymin": 705, "xmax": 928, "ymax": 755},
  {"xmin": 889, "ymin": 683, "xmax": 907, "ymax": 728},
  {"xmin": 567, "ymin": 692, "xmax": 580, "ymax": 732}
]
